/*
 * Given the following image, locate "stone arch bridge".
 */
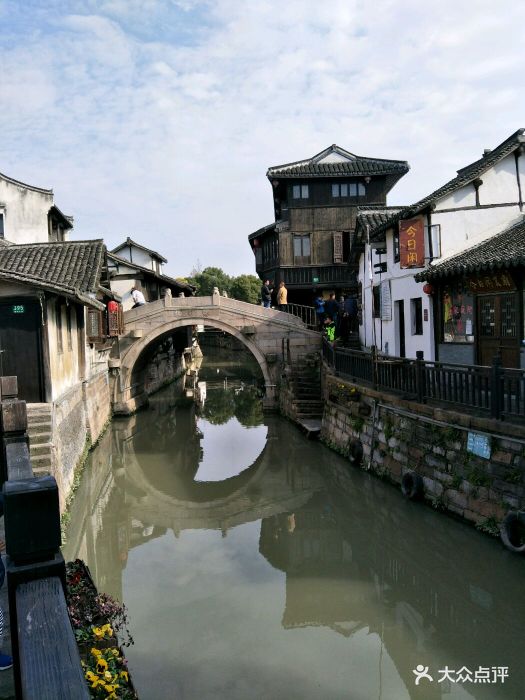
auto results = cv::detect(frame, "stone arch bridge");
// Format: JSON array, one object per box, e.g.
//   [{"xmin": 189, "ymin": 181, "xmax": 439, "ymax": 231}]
[{"xmin": 113, "ymin": 292, "xmax": 320, "ymax": 414}]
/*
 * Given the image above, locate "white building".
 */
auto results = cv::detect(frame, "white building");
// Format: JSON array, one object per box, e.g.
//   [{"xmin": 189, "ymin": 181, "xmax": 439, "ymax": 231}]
[
  {"xmin": 0, "ymin": 169, "xmax": 73, "ymax": 244},
  {"xmin": 358, "ymin": 129, "xmax": 525, "ymax": 366}
]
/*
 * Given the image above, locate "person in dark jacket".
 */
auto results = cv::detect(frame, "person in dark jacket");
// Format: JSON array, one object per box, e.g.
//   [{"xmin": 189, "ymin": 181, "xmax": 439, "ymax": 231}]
[
  {"xmin": 261, "ymin": 280, "xmax": 272, "ymax": 308},
  {"xmin": 324, "ymin": 292, "xmax": 340, "ymax": 321}
]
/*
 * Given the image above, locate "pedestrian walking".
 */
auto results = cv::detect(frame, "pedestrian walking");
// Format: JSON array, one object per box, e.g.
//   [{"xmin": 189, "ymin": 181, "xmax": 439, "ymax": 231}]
[{"xmin": 277, "ymin": 281, "xmax": 288, "ymax": 310}]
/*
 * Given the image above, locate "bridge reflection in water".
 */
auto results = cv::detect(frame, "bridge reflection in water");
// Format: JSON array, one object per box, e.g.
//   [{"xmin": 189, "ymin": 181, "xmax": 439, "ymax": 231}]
[{"xmin": 64, "ymin": 382, "xmax": 524, "ymax": 700}]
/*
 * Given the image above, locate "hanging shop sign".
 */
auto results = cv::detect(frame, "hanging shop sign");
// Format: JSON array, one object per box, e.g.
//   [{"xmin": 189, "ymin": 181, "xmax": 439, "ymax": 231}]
[
  {"xmin": 468, "ymin": 272, "xmax": 516, "ymax": 294},
  {"xmin": 399, "ymin": 218, "xmax": 425, "ymax": 269},
  {"xmin": 380, "ymin": 280, "xmax": 392, "ymax": 321}
]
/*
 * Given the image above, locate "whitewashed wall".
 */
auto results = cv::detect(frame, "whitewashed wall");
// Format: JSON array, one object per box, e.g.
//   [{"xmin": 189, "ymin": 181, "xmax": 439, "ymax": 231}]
[
  {"xmin": 0, "ymin": 176, "xmax": 54, "ymax": 244},
  {"xmin": 359, "ymin": 151, "xmax": 524, "ymax": 360}
]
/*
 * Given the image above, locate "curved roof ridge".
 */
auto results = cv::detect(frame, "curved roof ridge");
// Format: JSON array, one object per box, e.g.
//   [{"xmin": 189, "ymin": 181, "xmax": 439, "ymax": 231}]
[{"xmin": 0, "ymin": 170, "xmax": 53, "ymax": 195}]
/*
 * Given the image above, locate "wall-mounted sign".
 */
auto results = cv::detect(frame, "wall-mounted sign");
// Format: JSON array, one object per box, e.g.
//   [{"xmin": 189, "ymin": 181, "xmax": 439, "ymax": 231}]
[
  {"xmin": 468, "ymin": 272, "xmax": 516, "ymax": 293},
  {"xmin": 399, "ymin": 218, "xmax": 425, "ymax": 269},
  {"xmin": 12, "ymin": 305, "xmax": 25, "ymax": 314},
  {"xmin": 467, "ymin": 432, "xmax": 491, "ymax": 460},
  {"xmin": 380, "ymin": 280, "xmax": 392, "ymax": 321}
]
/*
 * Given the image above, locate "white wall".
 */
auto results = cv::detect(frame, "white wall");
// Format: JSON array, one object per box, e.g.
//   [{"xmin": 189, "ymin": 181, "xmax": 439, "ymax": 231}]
[
  {"xmin": 115, "ymin": 245, "xmax": 159, "ymax": 272},
  {"xmin": 359, "ymin": 151, "xmax": 524, "ymax": 361},
  {"xmin": 359, "ymin": 238, "xmax": 434, "ymax": 359},
  {"xmin": 0, "ymin": 176, "xmax": 54, "ymax": 244},
  {"xmin": 48, "ymin": 301, "xmax": 82, "ymax": 401}
]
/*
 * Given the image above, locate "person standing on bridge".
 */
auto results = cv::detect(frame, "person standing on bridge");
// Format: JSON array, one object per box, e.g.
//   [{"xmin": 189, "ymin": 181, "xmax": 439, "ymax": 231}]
[
  {"xmin": 261, "ymin": 280, "xmax": 272, "ymax": 308},
  {"xmin": 277, "ymin": 281, "xmax": 288, "ymax": 311},
  {"xmin": 131, "ymin": 286, "xmax": 146, "ymax": 308}
]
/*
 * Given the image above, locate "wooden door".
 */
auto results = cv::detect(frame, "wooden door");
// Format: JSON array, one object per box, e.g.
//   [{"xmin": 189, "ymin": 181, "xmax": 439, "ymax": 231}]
[
  {"xmin": 477, "ymin": 293, "xmax": 520, "ymax": 368},
  {"xmin": 0, "ymin": 300, "xmax": 44, "ymax": 402},
  {"xmin": 395, "ymin": 300, "xmax": 406, "ymax": 358}
]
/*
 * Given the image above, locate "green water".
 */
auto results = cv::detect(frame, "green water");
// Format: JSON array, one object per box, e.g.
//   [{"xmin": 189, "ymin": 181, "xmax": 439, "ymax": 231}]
[{"xmin": 64, "ymin": 353, "xmax": 525, "ymax": 700}]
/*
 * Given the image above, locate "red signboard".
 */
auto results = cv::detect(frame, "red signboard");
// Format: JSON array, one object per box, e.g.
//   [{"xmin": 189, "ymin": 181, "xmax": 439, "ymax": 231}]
[{"xmin": 399, "ymin": 218, "xmax": 425, "ymax": 268}]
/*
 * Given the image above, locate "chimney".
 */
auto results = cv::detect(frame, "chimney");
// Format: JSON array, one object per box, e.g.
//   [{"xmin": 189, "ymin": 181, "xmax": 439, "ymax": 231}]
[{"xmin": 483, "ymin": 148, "xmax": 491, "ymax": 156}]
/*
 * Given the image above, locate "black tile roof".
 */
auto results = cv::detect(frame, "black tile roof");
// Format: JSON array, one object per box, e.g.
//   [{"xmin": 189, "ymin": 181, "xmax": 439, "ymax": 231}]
[
  {"xmin": 267, "ymin": 144, "xmax": 409, "ymax": 180},
  {"xmin": 355, "ymin": 206, "xmax": 406, "ymax": 232},
  {"xmin": 107, "ymin": 252, "xmax": 195, "ymax": 294},
  {"xmin": 370, "ymin": 129, "xmax": 525, "ymax": 240},
  {"xmin": 0, "ymin": 239, "xmax": 106, "ymax": 308},
  {"xmin": 111, "ymin": 237, "xmax": 168, "ymax": 263},
  {"xmin": 414, "ymin": 216, "xmax": 525, "ymax": 282}
]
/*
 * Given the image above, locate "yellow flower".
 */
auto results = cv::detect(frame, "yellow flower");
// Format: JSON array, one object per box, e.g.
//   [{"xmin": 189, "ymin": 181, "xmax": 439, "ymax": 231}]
[
  {"xmin": 119, "ymin": 670, "xmax": 129, "ymax": 682},
  {"xmin": 85, "ymin": 671, "xmax": 98, "ymax": 683},
  {"xmin": 104, "ymin": 683, "xmax": 119, "ymax": 693},
  {"xmin": 111, "ymin": 648, "xmax": 120, "ymax": 657},
  {"xmin": 96, "ymin": 658, "xmax": 108, "ymax": 673},
  {"xmin": 107, "ymin": 693, "xmax": 118, "ymax": 700},
  {"xmin": 104, "ymin": 671, "xmax": 113, "ymax": 682},
  {"xmin": 91, "ymin": 648, "xmax": 102, "ymax": 657},
  {"xmin": 90, "ymin": 677, "xmax": 105, "ymax": 689},
  {"xmin": 92, "ymin": 626, "xmax": 104, "ymax": 639}
]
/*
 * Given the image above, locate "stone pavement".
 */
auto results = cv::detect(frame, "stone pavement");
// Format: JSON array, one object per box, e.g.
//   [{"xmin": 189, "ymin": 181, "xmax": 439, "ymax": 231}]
[{"xmin": 0, "ymin": 518, "xmax": 15, "ymax": 700}]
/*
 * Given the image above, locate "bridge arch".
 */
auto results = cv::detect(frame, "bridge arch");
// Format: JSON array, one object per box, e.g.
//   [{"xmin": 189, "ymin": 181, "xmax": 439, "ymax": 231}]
[{"xmin": 116, "ymin": 316, "xmax": 273, "ymax": 412}]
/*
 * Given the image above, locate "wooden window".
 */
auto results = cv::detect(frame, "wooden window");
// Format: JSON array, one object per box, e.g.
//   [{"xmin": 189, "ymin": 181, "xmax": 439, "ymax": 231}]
[
  {"xmin": 393, "ymin": 229, "xmax": 400, "ymax": 263},
  {"xmin": 411, "ymin": 297, "xmax": 423, "ymax": 335},
  {"xmin": 66, "ymin": 306, "xmax": 73, "ymax": 351},
  {"xmin": 293, "ymin": 234, "xmax": 311, "ymax": 264},
  {"xmin": 0, "ymin": 212, "xmax": 4, "ymax": 239},
  {"xmin": 333, "ymin": 232, "xmax": 343, "ymax": 263},
  {"xmin": 372, "ymin": 285, "xmax": 381, "ymax": 318},
  {"xmin": 56, "ymin": 303, "xmax": 63, "ymax": 354},
  {"xmin": 108, "ymin": 304, "xmax": 125, "ymax": 337},
  {"xmin": 424, "ymin": 224, "xmax": 441, "ymax": 258},
  {"xmin": 292, "ymin": 184, "xmax": 309, "ymax": 199},
  {"xmin": 331, "ymin": 183, "xmax": 365, "ymax": 198},
  {"xmin": 87, "ymin": 309, "xmax": 105, "ymax": 342}
]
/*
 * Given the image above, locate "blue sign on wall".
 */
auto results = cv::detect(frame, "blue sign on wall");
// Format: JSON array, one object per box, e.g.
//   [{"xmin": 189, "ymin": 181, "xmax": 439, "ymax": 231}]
[{"xmin": 467, "ymin": 432, "xmax": 491, "ymax": 460}]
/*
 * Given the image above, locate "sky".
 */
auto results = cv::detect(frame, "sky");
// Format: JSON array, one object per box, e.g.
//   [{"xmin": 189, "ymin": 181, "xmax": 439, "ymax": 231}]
[{"xmin": 0, "ymin": 0, "xmax": 524, "ymax": 278}]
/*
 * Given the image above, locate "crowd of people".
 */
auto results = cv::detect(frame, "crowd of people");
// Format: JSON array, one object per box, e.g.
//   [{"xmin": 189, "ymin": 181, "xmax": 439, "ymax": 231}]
[{"xmin": 260, "ymin": 281, "xmax": 357, "ymax": 346}]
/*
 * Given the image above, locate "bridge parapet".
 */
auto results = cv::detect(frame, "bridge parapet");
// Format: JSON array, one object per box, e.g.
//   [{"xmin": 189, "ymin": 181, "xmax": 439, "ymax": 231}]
[{"xmin": 115, "ymin": 294, "xmax": 321, "ymax": 414}]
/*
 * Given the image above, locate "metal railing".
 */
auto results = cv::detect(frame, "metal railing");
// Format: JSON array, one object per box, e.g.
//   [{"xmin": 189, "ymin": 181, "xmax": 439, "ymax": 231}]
[
  {"xmin": 0, "ymin": 377, "xmax": 89, "ymax": 699},
  {"xmin": 322, "ymin": 339, "xmax": 525, "ymax": 421},
  {"xmin": 281, "ymin": 303, "xmax": 317, "ymax": 330}
]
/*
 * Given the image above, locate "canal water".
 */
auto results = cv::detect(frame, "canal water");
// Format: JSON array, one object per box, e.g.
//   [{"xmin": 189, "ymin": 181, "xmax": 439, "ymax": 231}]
[{"xmin": 64, "ymin": 349, "xmax": 525, "ymax": 700}]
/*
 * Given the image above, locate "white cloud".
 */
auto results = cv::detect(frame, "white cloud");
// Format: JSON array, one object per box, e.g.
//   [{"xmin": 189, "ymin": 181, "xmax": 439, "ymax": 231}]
[{"xmin": 0, "ymin": 0, "xmax": 524, "ymax": 276}]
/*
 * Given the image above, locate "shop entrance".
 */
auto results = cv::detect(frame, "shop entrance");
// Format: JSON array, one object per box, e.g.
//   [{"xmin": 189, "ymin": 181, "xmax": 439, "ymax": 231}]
[{"xmin": 477, "ymin": 293, "xmax": 520, "ymax": 368}]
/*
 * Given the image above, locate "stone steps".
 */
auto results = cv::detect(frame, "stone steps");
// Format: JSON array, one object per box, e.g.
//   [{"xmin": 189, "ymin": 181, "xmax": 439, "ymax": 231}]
[{"xmin": 26, "ymin": 404, "xmax": 53, "ymax": 474}]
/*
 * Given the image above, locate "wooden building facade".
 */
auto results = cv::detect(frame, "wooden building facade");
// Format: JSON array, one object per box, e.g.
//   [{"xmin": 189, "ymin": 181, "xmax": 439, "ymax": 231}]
[{"xmin": 249, "ymin": 145, "xmax": 409, "ymax": 305}]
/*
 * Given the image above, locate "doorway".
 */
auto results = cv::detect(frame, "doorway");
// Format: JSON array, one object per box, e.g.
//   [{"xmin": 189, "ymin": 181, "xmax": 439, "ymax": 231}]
[
  {"xmin": 477, "ymin": 293, "xmax": 519, "ymax": 368},
  {"xmin": 395, "ymin": 300, "xmax": 406, "ymax": 358},
  {"xmin": 0, "ymin": 299, "xmax": 45, "ymax": 402}
]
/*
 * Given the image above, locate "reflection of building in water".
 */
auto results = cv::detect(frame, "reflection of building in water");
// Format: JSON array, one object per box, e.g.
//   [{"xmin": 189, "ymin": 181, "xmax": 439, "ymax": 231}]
[
  {"xmin": 64, "ymin": 390, "xmax": 324, "ymax": 601},
  {"xmin": 259, "ymin": 488, "xmax": 524, "ymax": 700}
]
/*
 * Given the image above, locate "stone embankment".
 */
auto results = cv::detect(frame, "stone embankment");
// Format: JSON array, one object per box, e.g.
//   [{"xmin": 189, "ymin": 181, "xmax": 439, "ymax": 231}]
[{"xmin": 283, "ymin": 361, "xmax": 525, "ymax": 538}]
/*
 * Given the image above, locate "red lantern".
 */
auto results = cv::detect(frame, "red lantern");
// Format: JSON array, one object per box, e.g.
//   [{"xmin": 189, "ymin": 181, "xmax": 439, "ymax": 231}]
[
  {"xmin": 423, "ymin": 283, "xmax": 434, "ymax": 295},
  {"xmin": 107, "ymin": 300, "xmax": 118, "ymax": 312}
]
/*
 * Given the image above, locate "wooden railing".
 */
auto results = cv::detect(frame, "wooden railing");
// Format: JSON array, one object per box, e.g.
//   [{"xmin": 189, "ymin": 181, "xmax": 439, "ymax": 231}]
[
  {"xmin": 281, "ymin": 303, "xmax": 317, "ymax": 330},
  {"xmin": 322, "ymin": 339, "xmax": 525, "ymax": 421},
  {"xmin": 0, "ymin": 377, "xmax": 89, "ymax": 700}
]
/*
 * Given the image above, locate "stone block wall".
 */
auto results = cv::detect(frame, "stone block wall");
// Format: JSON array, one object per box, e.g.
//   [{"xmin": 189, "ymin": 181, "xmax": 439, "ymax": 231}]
[
  {"xmin": 83, "ymin": 370, "xmax": 112, "ymax": 444},
  {"xmin": 320, "ymin": 368, "xmax": 525, "ymax": 536},
  {"xmin": 53, "ymin": 383, "xmax": 88, "ymax": 509}
]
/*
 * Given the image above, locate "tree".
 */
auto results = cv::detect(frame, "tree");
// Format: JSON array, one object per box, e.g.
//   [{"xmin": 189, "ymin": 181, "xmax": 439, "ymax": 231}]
[
  {"xmin": 187, "ymin": 267, "xmax": 232, "ymax": 297},
  {"xmin": 230, "ymin": 275, "xmax": 261, "ymax": 305}
]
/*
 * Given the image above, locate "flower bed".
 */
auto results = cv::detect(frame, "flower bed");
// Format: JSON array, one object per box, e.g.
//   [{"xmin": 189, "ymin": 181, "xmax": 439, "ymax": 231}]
[
  {"xmin": 328, "ymin": 382, "xmax": 360, "ymax": 405},
  {"xmin": 66, "ymin": 560, "xmax": 138, "ymax": 699}
]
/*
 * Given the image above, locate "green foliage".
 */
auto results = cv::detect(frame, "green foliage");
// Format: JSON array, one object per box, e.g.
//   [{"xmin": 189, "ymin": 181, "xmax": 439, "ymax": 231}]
[
  {"xmin": 234, "ymin": 386, "xmax": 264, "ymax": 427},
  {"xmin": 450, "ymin": 473, "xmax": 463, "ymax": 490},
  {"xmin": 349, "ymin": 416, "xmax": 364, "ymax": 434},
  {"xmin": 187, "ymin": 266, "xmax": 262, "ymax": 305},
  {"xmin": 476, "ymin": 516, "xmax": 500, "ymax": 537},
  {"xmin": 188, "ymin": 266, "xmax": 232, "ymax": 297},
  {"xmin": 466, "ymin": 465, "xmax": 491, "ymax": 488},
  {"xmin": 201, "ymin": 388, "xmax": 236, "ymax": 425},
  {"xmin": 504, "ymin": 467, "xmax": 523, "ymax": 485},
  {"xmin": 230, "ymin": 274, "xmax": 262, "ymax": 305}
]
